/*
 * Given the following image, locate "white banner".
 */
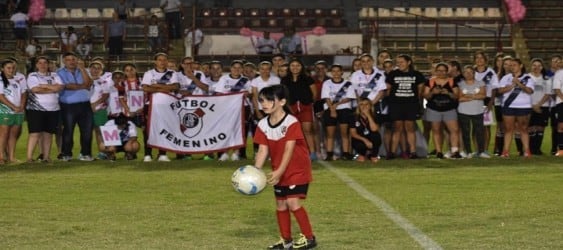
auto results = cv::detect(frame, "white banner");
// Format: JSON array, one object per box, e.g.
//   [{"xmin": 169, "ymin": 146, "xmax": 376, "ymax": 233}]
[
  {"xmin": 100, "ymin": 125, "xmax": 122, "ymax": 146},
  {"xmin": 147, "ymin": 92, "xmax": 245, "ymax": 153},
  {"xmin": 127, "ymin": 90, "xmax": 144, "ymax": 113}
]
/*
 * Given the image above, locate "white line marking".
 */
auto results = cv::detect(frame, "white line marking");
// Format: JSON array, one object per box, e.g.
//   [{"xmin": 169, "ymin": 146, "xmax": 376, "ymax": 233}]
[{"xmin": 318, "ymin": 161, "xmax": 443, "ymax": 250}]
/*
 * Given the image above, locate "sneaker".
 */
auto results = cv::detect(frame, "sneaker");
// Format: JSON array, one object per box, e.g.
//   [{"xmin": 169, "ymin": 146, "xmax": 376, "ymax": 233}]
[
  {"xmin": 436, "ymin": 152, "xmax": 444, "ymax": 159},
  {"xmin": 231, "ymin": 153, "xmax": 240, "ymax": 161},
  {"xmin": 409, "ymin": 153, "xmax": 418, "ymax": 159},
  {"xmin": 342, "ymin": 152, "xmax": 354, "ymax": 161},
  {"xmin": 97, "ymin": 152, "xmax": 108, "ymax": 160},
  {"xmin": 268, "ymin": 238, "xmax": 293, "ymax": 250},
  {"xmin": 450, "ymin": 152, "xmax": 462, "ymax": 159},
  {"xmin": 385, "ymin": 153, "xmax": 395, "ymax": 160},
  {"xmin": 444, "ymin": 151, "xmax": 452, "ymax": 159},
  {"xmin": 356, "ymin": 155, "xmax": 366, "ymax": 162},
  {"xmin": 478, "ymin": 152, "xmax": 492, "ymax": 159},
  {"xmin": 60, "ymin": 155, "xmax": 72, "ymax": 162},
  {"xmin": 79, "ymin": 155, "xmax": 95, "ymax": 161},
  {"xmin": 460, "ymin": 151, "xmax": 468, "ymax": 158},
  {"xmin": 57, "ymin": 153, "xmax": 64, "ymax": 160},
  {"xmin": 293, "ymin": 234, "xmax": 317, "ymax": 249},
  {"xmin": 523, "ymin": 150, "xmax": 532, "ymax": 158},
  {"xmin": 157, "ymin": 155, "xmax": 171, "ymax": 162},
  {"xmin": 500, "ymin": 151, "xmax": 510, "ymax": 158},
  {"xmin": 218, "ymin": 153, "xmax": 230, "ymax": 161},
  {"xmin": 202, "ymin": 155, "xmax": 214, "ymax": 161},
  {"xmin": 143, "ymin": 155, "xmax": 153, "ymax": 162}
]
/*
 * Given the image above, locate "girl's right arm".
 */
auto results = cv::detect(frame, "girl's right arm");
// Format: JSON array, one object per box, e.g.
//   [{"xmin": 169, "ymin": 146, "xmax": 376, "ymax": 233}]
[{"xmin": 254, "ymin": 144, "xmax": 269, "ymax": 169}]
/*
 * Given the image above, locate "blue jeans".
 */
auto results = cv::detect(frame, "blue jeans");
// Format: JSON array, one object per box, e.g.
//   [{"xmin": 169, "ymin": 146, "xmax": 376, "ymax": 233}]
[{"xmin": 61, "ymin": 102, "xmax": 93, "ymax": 157}]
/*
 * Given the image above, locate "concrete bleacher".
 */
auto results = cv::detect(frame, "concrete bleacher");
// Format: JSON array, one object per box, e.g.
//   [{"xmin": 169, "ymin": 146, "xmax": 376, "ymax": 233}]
[{"xmin": 520, "ymin": 0, "xmax": 563, "ymax": 61}]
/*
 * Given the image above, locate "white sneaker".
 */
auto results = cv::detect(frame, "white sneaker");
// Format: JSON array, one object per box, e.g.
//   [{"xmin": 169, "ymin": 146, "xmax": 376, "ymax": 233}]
[
  {"xmin": 478, "ymin": 152, "xmax": 492, "ymax": 158},
  {"xmin": 157, "ymin": 155, "xmax": 171, "ymax": 162},
  {"xmin": 460, "ymin": 151, "xmax": 468, "ymax": 158},
  {"xmin": 444, "ymin": 151, "xmax": 452, "ymax": 159},
  {"xmin": 218, "ymin": 153, "xmax": 229, "ymax": 161},
  {"xmin": 79, "ymin": 155, "xmax": 95, "ymax": 161},
  {"xmin": 143, "ymin": 155, "xmax": 153, "ymax": 162},
  {"xmin": 231, "ymin": 153, "xmax": 240, "ymax": 161}
]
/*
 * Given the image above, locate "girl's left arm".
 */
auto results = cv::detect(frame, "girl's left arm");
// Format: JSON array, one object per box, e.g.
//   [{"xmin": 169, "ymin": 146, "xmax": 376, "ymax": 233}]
[
  {"xmin": 254, "ymin": 144, "xmax": 269, "ymax": 169},
  {"xmin": 269, "ymin": 140, "xmax": 296, "ymax": 185}
]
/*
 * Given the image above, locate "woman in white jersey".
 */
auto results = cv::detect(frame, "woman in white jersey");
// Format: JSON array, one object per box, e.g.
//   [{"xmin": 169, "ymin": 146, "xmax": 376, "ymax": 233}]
[
  {"xmin": 0, "ymin": 59, "xmax": 27, "ymax": 164},
  {"xmin": 496, "ymin": 58, "xmax": 535, "ymax": 158},
  {"xmin": 473, "ymin": 51, "xmax": 499, "ymax": 154},
  {"xmin": 25, "ymin": 56, "xmax": 64, "ymax": 163},
  {"xmin": 528, "ymin": 58, "xmax": 552, "ymax": 155}
]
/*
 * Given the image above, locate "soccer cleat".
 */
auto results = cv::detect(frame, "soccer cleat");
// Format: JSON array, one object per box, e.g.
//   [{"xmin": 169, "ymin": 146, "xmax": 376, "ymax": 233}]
[
  {"xmin": 143, "ymin": 155, "xmax": 153, "ymax": 162},
  {"xmin": 157, "ymin": 155, "xmax": 171, "ymax": 162},
  {"xmin": 293, "ymin": 234, "xmax": 317, "ymax": 249},
  {"xmin": 202, "ymin": 155, "xmax": 214, "ymax": 161},
  {"xmin": 218, "ymin": 153, "xmax": 230, "ymax": 161},
  {"xmin": 267, "ymin": 238, "xmax": 293, "ymax": 250},
  {"xmin": 79, "ymin": 155, "xmax": 95, "ymax": 161}
]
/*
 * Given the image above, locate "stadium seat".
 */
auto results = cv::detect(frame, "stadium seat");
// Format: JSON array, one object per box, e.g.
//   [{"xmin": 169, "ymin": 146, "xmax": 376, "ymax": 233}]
[
  {"xmin": 44, "ymin": 9, "xmax": 54, "ymax": 19},
  {"xmin": 86, "ymin": 8, "xmax": 101, "ymax": 18},
  {"xmin": 486, "ymin": 8, "xmax": 501, "ymax": 18},
  {"xmin": 70, "ymin": 9, "xmax": 84, "ymax": 19},
  {"xmin": 102, "ymin": 8, "xmax": 115, "ymax": 18},
  {"xmin": 439, "ymin": 8, "xmax": 454, "ymax": 18},
  {"xmin": 378, "ymin": 8, "xmax": 391, "ymax": 18},
  {"xmin": 359, "ymin": 8, "xmax": 369, "ymax": 18},
  {"xmin": 456, "ymin": 8, "xmax": 469, "ymax": 17},
  {"xmin": 132, "ymin": 8, "xmax": 147, "ymax": 18},
  {"xmin": 470, "ymin": 8, "xmax": 485, "ymax": 18},
  {"xmin": 392, "ymin": 8, "xmax": 406, "ymax": 17},
  {"xmin": 424, "ymin": 8, "xmax": 438, "ymax": 18},
  {"xmin": 408, "ymin": 7, "xmax": 422, "ymax": 16},
  {"xmin": 54, "ymin": 8, "xmax": 69, "ymax": 19}
]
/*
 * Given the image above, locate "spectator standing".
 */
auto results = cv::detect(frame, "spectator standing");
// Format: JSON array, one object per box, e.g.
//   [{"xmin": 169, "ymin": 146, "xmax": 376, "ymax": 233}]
[
  {"xmin": 59, "ymin": 26, "xmax": 78, "ymax": 53},
  {"xmin": 160, "ymin": 0, "xmax": 183, "ymax": 39},
  {"xmin": 145, "ymin": 15, "xmax": 165, "ymax": 53},
  {"xmin": 25, "ymin": 56, "xmax": 64, "ymax": 162},
  {"xmin": 256, "ymin": 31, "xmax": 277, "ymax": 62},
  {"xmin": 10, "ymin": 8, "xmax": 28, "ymax": 53},
  {"xmin": 184, "ymin": 25, "xmax": 203, "ymax": 56},
  {"xmin": 141, "ymin": 53, "xmax": 180, "ymax": 162},
  {"xmin": 0, "ymin": 59, "xmax": 27, "ymax": 164},
  {"xmin": 56, "ymin": 52, "xmax": 93, "ymax": 161},
  {"xmin": 105, "ymin": 12, "xmax": 127, "ymax": 59}
]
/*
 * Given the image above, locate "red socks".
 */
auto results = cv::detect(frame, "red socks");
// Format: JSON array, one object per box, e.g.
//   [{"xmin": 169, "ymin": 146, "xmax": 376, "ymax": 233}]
[
  {"xmin": 276, "ymin": 209, "xmax": 291, "ymax": 240},
  {"xmin": 291, "ymin": 207, "xmax": 314, "ymax": 239}
]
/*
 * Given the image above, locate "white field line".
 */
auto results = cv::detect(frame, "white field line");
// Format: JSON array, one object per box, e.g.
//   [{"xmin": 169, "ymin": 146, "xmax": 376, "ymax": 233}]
[{"xmin": 318, "ymin": 161, "xmax": 443, "ymax": 250}]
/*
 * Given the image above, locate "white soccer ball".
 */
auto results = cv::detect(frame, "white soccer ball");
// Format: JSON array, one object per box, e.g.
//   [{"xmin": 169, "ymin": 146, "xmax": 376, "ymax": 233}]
[{"xmin": 231, "ymin": 165, "xmax": 267, "ymax": 195}]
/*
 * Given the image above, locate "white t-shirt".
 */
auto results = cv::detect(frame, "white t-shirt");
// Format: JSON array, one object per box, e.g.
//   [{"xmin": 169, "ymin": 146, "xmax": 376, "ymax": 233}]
[
  {"xmin": 25, "ymin": 44, "xmax": 37, "ymax": 57},
  {"xmin": 251, "ymin": 75, "xmax": 280, "ymax": 109},
  {"xmin": 184, "ymin": 28, "xmax": 203, "ymax": 45},
  {"xmin": 497, "ymin": 73, "xmax": 535, "ymax": 108},
  {"xmin": 205, "ymin": 76, "xmax": 221, "ymax": 96},
  {"xmin": 321, "ymin": 79, "xmax": 356, "ymax": 110},
  {"xmin": 26, "ymin": 72, "xmax": 63, "ymax": 111},
  {"xmin": 350, "ymin": 67, "xmax": 387, "ymax": 101},
  {"xmin": 148, "ymin": 25, "xmax": 159, "ymax": 37},
  {"xmin": 90, "ymin": 77, "xmax": 112, "ymax": 111},
  {"xmin": 10, "ymin": 12, "xmax": 28, "ymax": 29},
  {"xmin": 141, "ymin": 69, "xmax": 180, "ymax": 87},
  {"xmin": 61, "ymin": 32, "xmax": 78, "ymax": 46},
  {"xmin": 530, "ymin": 74, "xmax": 551, "ymax": 107},
  {"xmin": 256, "ymin": 38, "xmax": 277, "ymax": 53},
  {"xmin": 104, "ymin": 119, "xmax": 138, "ymax": 142},
  {"xmin": 474, "ymin": 67, "xmax": 498, "ymax": 99},
  {"xmin": 214, "ymin": 74, "xmax": 251, "ymax": 106},
  {"xmin": 552, "ymin": 69, "xmax": 563, "ymax": 105},
  {"xmin": 0, "ymin": 75, "xmax": 27, "ymax": 114},
  {"xmin": 177, "ymin": 70, "xmax": 208, "ymax": 95}
]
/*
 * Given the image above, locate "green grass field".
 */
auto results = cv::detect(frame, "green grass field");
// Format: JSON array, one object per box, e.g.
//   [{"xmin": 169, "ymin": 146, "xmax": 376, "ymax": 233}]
[{"xmin": 0, "ymin": 127, "xmax": 562, "ymax": 249}]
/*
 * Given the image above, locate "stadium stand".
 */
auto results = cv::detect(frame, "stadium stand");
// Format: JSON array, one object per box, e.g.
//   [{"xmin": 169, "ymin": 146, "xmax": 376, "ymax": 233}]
[{"xmin": 520, "ymin": 0, "xmax": 563, "ymax": 61}]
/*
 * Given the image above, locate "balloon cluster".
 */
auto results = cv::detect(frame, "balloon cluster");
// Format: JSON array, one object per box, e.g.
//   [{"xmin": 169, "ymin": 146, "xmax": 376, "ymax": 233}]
[
  {"xmin": 28, "ymin": 0, "xmax": 46, "ymax": 22},
  {"xmin": 504, "ymin": 0, "xmax": 526, "ymax": 23}
]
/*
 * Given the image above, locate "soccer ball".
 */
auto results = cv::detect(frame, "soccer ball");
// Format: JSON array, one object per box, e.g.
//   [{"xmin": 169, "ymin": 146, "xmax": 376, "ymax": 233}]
[{"xmin": 231, "ymin": 165, "xmax": 267, "ymax": 195}]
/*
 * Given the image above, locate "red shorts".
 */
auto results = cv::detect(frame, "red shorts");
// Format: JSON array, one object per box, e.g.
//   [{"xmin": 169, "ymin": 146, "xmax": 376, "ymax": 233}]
[{"xmin": 290, "ymin": 102, "xmax": 313, "ymax": 123}]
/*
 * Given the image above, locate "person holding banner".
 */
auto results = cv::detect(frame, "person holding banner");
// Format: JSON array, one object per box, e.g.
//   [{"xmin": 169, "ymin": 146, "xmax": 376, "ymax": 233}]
[
  {"xmin": 25, "ymin": 56, "xmax": 64, "ymax": 163},
  {"xmin": 141, "ymin": 53, "xmax": 180, "ymax": 162},
  {"xmin": 321, "ymin": 64, "xmax": 356, "ymax": 161},
  {"xmin": 100, "ymin": 114, "xmax": 140, "ymax": 161},
  {"xmin": 214, "ymin": 60, "xmax": 251, "ymax": 161},
  {"xmin": 206, "ymin": 60, "xmax": 223, "ymax": 96},
  {"xmin": 495, "ymin": 58, "xmax": 535, "ymax": 158}
]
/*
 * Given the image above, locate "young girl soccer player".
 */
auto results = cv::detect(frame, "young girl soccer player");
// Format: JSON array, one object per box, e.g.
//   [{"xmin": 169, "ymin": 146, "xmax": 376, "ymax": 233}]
[{"xmin": 254, "ymin": 85, "xmax": 317, "ymax": 250}]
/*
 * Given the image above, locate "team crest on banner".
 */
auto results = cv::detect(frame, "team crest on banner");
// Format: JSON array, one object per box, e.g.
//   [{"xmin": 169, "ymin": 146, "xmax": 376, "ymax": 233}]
[
  {"xmin": 178, "ymin": 108, "xmax": 205, "ymax": 138},
  {"xmin": 147, "ymin": 93, "xmax": 245, "ymax": 153}
]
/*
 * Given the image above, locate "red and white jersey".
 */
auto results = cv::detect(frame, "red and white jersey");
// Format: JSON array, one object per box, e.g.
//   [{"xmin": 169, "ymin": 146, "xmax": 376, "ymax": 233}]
[{"xmin": 254, "ymin": 113, "xmax": 312, "ymax": 186}]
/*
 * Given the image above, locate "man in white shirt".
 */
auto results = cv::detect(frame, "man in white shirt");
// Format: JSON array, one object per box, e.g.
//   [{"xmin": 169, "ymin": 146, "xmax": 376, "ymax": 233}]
[{"xmin": 184, "ymin": 26, "xmax": 203, "ymax": 57}]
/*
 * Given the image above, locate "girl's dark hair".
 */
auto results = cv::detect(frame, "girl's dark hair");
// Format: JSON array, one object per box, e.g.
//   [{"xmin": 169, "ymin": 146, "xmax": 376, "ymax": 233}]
[
  {"xmin": 396, "ymin": 54, "xmax": 415, "ymax": 72},
  {"xmin": 513, "ymin": 58, "xmax": 526, "ymax": 74},
  {"xmin": 530, "ymin": 58, "xmax": 549, "ymax": 80},
  {"xmin": 435, "ymin": 62, "xmax": 449, "ymax": 72},
  {"xmin": 474, "ymin": 50, "xmax": 489, "ymax": 63},
  {"xmin": 493, "ymin": 52, "xmax": 505, "ymax": 76},
  {"xmin": 258, "ymin": 85, "xmax": 292, "ymax": 115},
  {"xmin": 1, "ymin": 60, "xmax": 14, "ymax": 88},
  {"xmin": 287, "ymin": 58, "xmax": 307, "ymax": 77}
]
